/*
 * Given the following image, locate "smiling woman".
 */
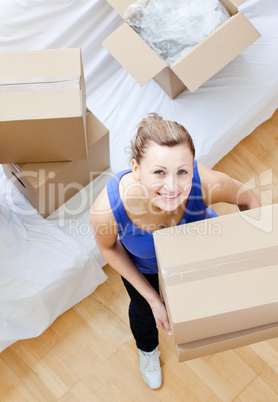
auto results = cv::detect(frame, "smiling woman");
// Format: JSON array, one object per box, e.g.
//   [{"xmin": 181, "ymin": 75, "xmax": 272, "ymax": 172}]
[
  {"xmin": 130, "ymin": 141, "xmax": 195, "ymax": 214},
  {"xmin": 89, "ymin": 113, "xmax": 261, "ymax": 389}
]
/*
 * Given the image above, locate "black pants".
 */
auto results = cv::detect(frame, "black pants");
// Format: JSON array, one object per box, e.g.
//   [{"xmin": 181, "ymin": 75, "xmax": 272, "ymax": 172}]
[{"xmin": 122, "ymin": 273, "xmax": 159, "ymax": 352}]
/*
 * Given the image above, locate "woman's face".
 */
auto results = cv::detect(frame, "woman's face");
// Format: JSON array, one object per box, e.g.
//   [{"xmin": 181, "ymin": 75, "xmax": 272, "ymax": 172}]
[{"xmin": 132, "ymin": 141, "xmax": 194, "ymax": 213}]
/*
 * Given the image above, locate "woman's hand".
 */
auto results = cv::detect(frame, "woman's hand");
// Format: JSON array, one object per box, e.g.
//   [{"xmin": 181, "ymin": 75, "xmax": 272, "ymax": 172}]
[{"xmin": 150, "ymin": 296, "xmax": 172, "ymax": 336}]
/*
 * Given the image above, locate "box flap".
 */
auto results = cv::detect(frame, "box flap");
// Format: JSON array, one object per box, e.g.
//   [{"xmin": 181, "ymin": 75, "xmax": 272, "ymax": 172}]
[
  {"xmin": 86, "ymin": 109, "xmax": 109, "ymax": 146},
  {"xmin": 229, "ymin": 0, "xmax": 246, "ymax": 6},
  {"xmin": 220, "ymin": 0, "xmax": 238, "ymax": 15},
  {"xmin": 171, "ymin": 12, "xmax": 261, "ymax": 92},
  {"xmin": 106, "ymin": 0, "xmax": 135, "ymax": 19},
  {"xmin": 103, "ymin": 23, "xmax": 166, "ymax": 86}
]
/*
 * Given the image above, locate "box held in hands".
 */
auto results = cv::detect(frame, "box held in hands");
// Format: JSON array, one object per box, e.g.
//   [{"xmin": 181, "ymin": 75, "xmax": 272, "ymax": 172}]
[{"xmin": 153, "ymin": 204, "xmax": 278, "ymax": 361}]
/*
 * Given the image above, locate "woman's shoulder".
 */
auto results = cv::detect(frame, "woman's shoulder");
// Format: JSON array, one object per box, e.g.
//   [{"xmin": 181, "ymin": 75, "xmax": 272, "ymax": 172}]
[
  {"xmin": 196, "ymin": 162, "xmax": 241, "ymax": 205},
  {"xmin": 119, "ymin": 170, "xmax": 138, "ymax": 194},
  {"xmin": 90, "ymin": 186, "xmax": 119, "ymax": 238},
  {"xmin": 107, "ymin": 169, "xmax": 132, "ymax": 186},
  {"xmin": 196, "ymin": 162, "xmax": 212, "ymax": 182},
  {"xmin": 197, "ymin": 162, "xmax": 231, "ymax": 187},
  {"xmin": 90, "ymin": 187, "xmax": 114, "ymax": 225},
  {"xmin": 91, "ymin": 186, "xmax": 111, "ymax": 213},
  {"xmin": 90, "ymin": 169, "xmax": 135, "ymax": 226}
]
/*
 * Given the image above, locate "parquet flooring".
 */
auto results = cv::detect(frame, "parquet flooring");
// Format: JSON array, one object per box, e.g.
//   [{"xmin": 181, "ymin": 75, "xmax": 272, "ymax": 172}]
[{"xmin": 0, "ymin": 109, "xmax": 277, "ymax": 401}]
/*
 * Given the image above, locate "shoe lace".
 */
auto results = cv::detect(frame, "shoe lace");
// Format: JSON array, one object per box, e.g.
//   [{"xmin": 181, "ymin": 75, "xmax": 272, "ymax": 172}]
[{"xmin": 143, "ymin": 350, "xmax": 160, "ymax": 373}]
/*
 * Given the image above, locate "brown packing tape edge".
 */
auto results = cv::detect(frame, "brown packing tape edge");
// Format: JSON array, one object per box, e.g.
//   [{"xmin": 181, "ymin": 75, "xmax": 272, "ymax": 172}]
[
  {"xmin": 0, "ymin": 78, "xmax": 81, "ymax": 92},
  {"xmin": 159, "ymin": 245, "xmax": 278, "ymax": 286}
]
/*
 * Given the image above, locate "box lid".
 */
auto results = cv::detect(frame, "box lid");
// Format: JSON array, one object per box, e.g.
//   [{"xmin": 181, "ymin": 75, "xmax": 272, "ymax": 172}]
[
  {"xmin": 0, "ymin": 48, "xmax": 82, "ymax": 85},
  {"xmin": 171, "ymin": 12, "xmax": 261, "ymax": 92},
  {"xmin": 102, "ymin": 23, "xmax": 166, "ymax": 86},
  {"xmin": 0, "ymin": 48, "xmax": 84, "ymax": 122},
  {"xmin": 106, "ymin": 0, "xmax": 134, "ymax": 19}
]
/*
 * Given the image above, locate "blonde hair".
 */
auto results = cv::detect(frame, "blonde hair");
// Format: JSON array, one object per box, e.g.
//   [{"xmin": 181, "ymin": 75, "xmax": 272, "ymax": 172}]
[{"xmin": 130, "ymin": 113, "xmax": 195, "ymax": 163}]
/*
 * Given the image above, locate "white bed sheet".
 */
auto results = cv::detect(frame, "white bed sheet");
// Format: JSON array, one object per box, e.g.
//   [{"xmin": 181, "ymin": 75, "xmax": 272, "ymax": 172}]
[
  {"xmin": 0, "ymin": 166, "xmax": 107, "ymax": 352},
  {"xmin": 0, "ymin": 0, "xmax": 278, "ymax": 352}
]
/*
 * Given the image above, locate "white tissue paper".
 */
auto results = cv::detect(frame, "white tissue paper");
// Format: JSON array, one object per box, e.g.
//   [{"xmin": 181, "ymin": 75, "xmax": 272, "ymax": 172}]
[{"xmin": 125, "ymin": 0, "xmax": 230, "ymax": 65}]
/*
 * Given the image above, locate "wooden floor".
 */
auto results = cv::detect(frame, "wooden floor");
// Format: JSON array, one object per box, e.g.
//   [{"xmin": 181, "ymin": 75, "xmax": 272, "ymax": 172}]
[{"xmin": 1, "ymin": 110, "xmax": 278, "ymax": 402}]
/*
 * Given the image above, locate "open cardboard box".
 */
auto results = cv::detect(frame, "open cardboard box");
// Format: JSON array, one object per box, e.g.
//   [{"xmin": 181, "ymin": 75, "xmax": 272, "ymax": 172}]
[
  {"xmin": 3, "ymin": 109, "xmax": 110, "ymax": 218},
  {"xmin": 153, "ymin": 204, "xmax": 278, "ymax": 345},
  {"xmin": 0, "ymin": 48, "xmax": 87, "ymax": 163},
  {"xmin": 103, "ymin": 0, "xmax": 261, "ymax": 98}
]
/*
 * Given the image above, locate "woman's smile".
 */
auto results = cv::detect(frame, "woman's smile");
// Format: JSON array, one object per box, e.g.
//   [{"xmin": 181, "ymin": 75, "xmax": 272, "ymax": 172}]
[{"xmin": 157, "ymin": 192, "xmax": 181, "ymax": 200}]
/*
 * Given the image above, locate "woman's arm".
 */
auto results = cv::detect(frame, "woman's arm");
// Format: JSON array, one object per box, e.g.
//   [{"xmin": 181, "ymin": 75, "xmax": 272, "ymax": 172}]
[
  {"xmin": 198, "ymin": 163, "xmax": 261, "ymax": 211},
  {"xmin": 90, "ymin": 187, "xmax": 171, "ymax": 335}
]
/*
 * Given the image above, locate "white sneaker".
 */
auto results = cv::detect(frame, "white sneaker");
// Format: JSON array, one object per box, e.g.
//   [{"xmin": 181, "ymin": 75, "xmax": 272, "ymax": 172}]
[{"xmin": 138, "ymin": 347, "xmax": 162, "ymax": 389}]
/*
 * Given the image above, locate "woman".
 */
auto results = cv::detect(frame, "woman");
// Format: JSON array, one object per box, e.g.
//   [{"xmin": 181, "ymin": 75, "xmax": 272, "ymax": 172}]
[{"xmin": 90, "ymin": 113, "xmax": 261, "ymax": 389}]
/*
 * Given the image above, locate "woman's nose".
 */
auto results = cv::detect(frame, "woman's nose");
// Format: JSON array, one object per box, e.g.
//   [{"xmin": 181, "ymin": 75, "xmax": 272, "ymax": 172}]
[{"xmin": 163, "ymin": 175, "xmax": 177, "ymax": 192}]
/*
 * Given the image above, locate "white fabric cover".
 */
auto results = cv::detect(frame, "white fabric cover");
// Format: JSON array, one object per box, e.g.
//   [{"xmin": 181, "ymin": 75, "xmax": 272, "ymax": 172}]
[
  {"xmin": 0, "ymin": 0, "xmax": 278, "ymax": 352},
  {"xmin": 0, "ymin": 168, "xmax": 107, "ymax": 352}
]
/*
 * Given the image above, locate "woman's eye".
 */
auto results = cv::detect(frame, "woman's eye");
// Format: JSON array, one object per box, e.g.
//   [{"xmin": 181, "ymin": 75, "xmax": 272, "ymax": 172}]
[
  {"xmin": 178, "ymin": 170, "xmax": 187, "ymax": 175},
  {"xmin": 154, "ymin": 170, "xmax": 164, "ymax": 175}
]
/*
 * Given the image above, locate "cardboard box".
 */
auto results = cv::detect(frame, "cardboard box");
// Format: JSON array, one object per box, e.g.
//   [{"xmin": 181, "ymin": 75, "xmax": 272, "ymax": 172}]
[
  {"xmin": 153, "ymin": 204, "xmax": 278, "ymax": 345},
  {"xmin": 176, "ymin": 321, "xmax": 278, "ymax": 362},
  {"xmin": 3, "ymin": 109, "xmax": 109, "ymax": 218},
  {"xmin": 0, "ymin": 48, "xmax": 87, "ymax": 163},
  {"xmin": 103, "ymin": 0, "xmax": 261, "ymax": 98}
]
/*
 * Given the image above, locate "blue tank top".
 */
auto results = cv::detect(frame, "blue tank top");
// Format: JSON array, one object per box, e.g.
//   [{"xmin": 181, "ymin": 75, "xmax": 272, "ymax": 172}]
[{"xmin": 106, "ymin": 159, "xmax": 217, "ymax": 274}]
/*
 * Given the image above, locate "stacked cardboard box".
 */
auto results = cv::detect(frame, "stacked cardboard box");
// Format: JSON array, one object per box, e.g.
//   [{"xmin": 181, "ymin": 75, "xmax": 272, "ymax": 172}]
[
  {"xmin": 153, "ymin": 204, "xmax": 278, "ymax": 362},
  {"xmin": 0, "ymin": 48, "xmax": 88, "ymax": 163},
  {"xmin": 1, "ymin": 49, "xmax": 110, "ymax": 217},
  {"xmin": 3, "ymin": 109, "xmax": 110, "ymax": 217},
  {"xmin": 103, "ymin": 0, "xmax": 261, "ymax": 98}
]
